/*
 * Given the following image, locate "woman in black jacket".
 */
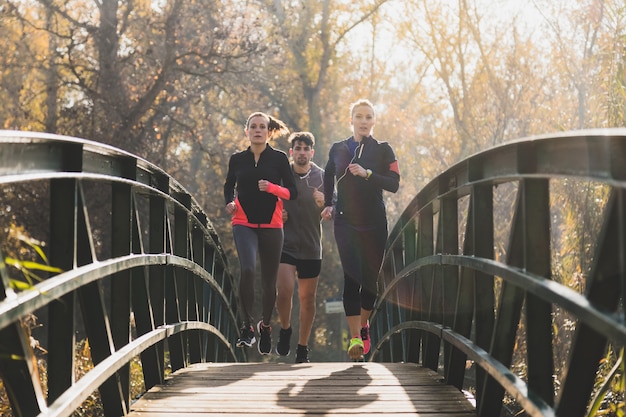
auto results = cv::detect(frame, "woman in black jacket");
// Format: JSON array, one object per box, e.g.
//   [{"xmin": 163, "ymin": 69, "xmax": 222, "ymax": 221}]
[
  {"xmin": 321, "ymin": 99, "xmax": 400, "ymax": 360},
  {"xmin": 224, "ymin": 112, "xmax": 297, "ymax": 354}
]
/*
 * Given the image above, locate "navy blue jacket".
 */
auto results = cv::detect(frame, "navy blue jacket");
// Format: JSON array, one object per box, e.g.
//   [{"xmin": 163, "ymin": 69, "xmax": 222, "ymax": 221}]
[{"xmin": 323, "ymin": 135, "xmax": 400, "ymax": 226}]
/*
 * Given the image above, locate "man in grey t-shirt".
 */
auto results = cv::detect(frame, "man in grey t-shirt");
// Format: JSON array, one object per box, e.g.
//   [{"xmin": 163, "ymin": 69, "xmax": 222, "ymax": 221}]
[{"xmin": 276, "ymin": 132, "xmax": 325, "ymax": 363}]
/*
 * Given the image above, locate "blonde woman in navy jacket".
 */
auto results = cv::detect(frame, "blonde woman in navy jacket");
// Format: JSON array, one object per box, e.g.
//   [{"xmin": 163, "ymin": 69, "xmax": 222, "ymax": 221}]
[
  {"xmin": 224, "ymin": 112, "xmax": 298, "ymax": 354},
  {"xmin": 321, "ymin": 99, "xmax": 400, "ymax": 360}
]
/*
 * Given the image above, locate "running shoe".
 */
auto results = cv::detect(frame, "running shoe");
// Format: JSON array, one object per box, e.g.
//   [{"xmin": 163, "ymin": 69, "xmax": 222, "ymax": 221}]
[
  {"xmin": 361, "ymin": 323, "xmax": 371, "ymax": 355},
  {"xmin": 348, "ymin": 337, "xmax": 364, "ymax": 360},
  {"xmin": 276, "ymin": 327, "xmax": 292, "ymax": 356},
  {"xmin": 257, "ymin": 321, "xmax": 272, "ymax": 355},
  {"xmin": 295, "ymin": 345, "xmax": 310, "ymax": 363},
  {"xmin": 236, "ymin": 325, "xmax": 256, "ymax": 348}
]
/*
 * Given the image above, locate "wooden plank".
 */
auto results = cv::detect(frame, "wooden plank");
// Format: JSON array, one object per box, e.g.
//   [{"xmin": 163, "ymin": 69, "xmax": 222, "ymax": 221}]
[{"xmin": 128, "ymin": 362, "xmax": 476, "ymax": 416}]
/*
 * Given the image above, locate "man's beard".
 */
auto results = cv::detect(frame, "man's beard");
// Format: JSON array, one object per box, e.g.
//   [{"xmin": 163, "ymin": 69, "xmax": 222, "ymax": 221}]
[{"xmin": 295, "ymin": 158, "xmax": 309, "ymax": 167}]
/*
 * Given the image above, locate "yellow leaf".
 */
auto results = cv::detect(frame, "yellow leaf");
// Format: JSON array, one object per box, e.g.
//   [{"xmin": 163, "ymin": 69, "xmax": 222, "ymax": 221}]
[{"xmin": 9, "ymin": 280, "xmax": 32, "ymax": 291}]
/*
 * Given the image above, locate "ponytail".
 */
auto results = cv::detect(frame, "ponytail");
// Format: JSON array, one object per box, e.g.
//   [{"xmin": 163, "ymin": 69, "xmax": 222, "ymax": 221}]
[
  {"xmin": 267, "ymin": 115, "xmax": 289, "ymax": 139},
  {"xmin": 246, "ymin": 112, "xmax": 290, "ymax": 139}
]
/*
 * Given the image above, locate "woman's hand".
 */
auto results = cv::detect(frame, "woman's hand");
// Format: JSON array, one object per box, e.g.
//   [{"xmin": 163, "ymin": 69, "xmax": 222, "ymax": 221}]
[
  {"xmin": 258, "ymin": 179, "xmax": 270, "ymax": 192},
  {"xmin": 225, "ymin": 201, "xmax": 237, "ymax": 215},
  {"xmin": 321, "ymin": 206, "xmax": 333, "ymax": 221},
  {"xmin": 348, "ymin": 163, "xmax": 368, "ymax": 178}
]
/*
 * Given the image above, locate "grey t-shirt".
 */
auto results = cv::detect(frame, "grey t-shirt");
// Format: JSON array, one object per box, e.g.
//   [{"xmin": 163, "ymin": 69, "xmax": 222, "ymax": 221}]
[{"xmin": 282, "ymin": 162, "xmax": 325, "ymax": 260}]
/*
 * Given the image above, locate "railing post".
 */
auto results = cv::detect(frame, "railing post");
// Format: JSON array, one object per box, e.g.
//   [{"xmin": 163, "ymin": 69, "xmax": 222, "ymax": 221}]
[
  {"xmin": 556, "ymin": 189, "xmax": 625, "ymax": 416},
  {"xmin": 75, "ymin": 183, "xmax": 127, "ymax": 416},
  {"xmin": 167, "ymin": 192, "xmax": 191, "ymax": 371},
  {"xmin": 47, "ymin": 142, "xmax": 82, "ymax": 404},
  {"xmin": 110, "ymin": 156, "xmax": 135, "ymax": 407},
  {"xmin": 148, "ymin": 173, "xmax": 169, "ymax": 385},
  {"xmin": 130, "ymin": 190, "xmax": 164, "ymax": 390},
  {"xmin": 479, "ymin": 179, "xmax": 534, "ymax": 416},
  {"xmin": 0, "ymin": 250, "xmax": 47, "ymax": 416},
  {"xmin": 384, "ymin": 225, "xmax": 407, "ymax": 361},
  {"xmin": 447, "ymin": 190, "xmax": 477, "ymax": 389},
  {"xmin": 419, "ymin": 202, "xmax": 437, "ymax": 370},
  {"xmin": 203, "ymin": 239, "xmax": 218, "ymax": 362},
  {"xmin": 523, "ymin": 178, "xmax": 554, "ymax": 407},
  {"xmin": 189, "ymin": 219, "xmax": 205, "ymax": 363},
  {"xmin": 439, "ymin": 194, "xmax": 458, "ymax": 381},
  {"xmin": 402, "ymin": 220, "xmax": 420, "ymax": 364},
  {"xmin": 470, "ymin": 184, "xmax": 494, "ymax": 404}
]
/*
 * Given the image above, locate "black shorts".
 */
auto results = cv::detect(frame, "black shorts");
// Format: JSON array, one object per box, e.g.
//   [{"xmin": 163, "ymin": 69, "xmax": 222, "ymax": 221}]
[{"xmin": 280, "ymin": 253, "xmax": 322, "ymax": 279}]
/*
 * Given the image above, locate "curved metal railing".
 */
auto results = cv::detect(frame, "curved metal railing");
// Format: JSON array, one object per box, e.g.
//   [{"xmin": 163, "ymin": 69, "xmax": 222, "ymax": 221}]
[
  {"xmin": 5, "ymin": 129, "xmax": 626, "ymax": 417},
  {"xmin": 370, "ymin": 128, "xmax": 626, "ymax": 417},
  {"xmin": 0, "ymin": 131, "xmax": 244, "ymax": 417}
]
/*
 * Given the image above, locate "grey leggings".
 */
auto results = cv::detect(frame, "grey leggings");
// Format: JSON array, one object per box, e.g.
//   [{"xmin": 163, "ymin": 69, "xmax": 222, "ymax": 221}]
[{"xmin": 232, "ymin": 225, "xmax": 284, "ymax": 327}]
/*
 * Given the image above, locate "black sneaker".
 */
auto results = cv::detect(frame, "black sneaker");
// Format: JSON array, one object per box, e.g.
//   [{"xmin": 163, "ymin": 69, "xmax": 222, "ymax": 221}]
[
  {"xmin": 257, "ymin": 321, "xmax": 272, "ymax": 355},
  {"xmin": 295, "ymin": 344, "xmax": 309, "ymax": 363},
  {"xmin": 236, "ymin": 325, "xmax": 256, "ymax": 348},
  {"xmin": 276, "ymin": 327, "xmax": 292, "ymax": 356}
]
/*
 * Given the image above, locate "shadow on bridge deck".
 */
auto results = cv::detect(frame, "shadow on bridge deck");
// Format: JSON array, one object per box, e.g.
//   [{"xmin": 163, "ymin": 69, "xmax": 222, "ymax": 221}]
[{"xmin": 127, "ymin": 362, "xmax": 476, "ymax": 416}]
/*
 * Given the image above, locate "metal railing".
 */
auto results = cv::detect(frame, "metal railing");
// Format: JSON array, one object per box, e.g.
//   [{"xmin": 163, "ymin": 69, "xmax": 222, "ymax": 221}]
[
  {"xmin": 370, "ymin": 129, "xmax": 626, "ymax": 417},
  {"xmin": 0, "ymin": 131, "xmax": 244, "ymax": 417},
  {"xmin": 5, "ymin": 129, "xmax": 626, "ymax": 417}
]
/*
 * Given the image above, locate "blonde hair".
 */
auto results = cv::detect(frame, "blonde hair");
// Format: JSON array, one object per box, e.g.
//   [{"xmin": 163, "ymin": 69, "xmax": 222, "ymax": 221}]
[
  {"xmin": 245, "ymin": 112, "xmax": 290, "ymax": 139},
  {"xmin": 350, "ymin": 99, "xmax": 376, "ymax": 118}
]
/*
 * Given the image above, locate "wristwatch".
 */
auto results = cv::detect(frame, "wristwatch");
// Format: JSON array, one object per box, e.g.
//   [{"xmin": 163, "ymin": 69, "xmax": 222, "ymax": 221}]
[{"xmin": 365, "ymin": 169, "xmax": 372, "ymax": 180}]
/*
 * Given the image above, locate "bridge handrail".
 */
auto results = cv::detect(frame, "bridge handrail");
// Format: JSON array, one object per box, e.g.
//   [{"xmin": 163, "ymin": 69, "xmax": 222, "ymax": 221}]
[
  {"xmin": 0, "ymin": 254, "xmax": 238, "ymax": 334},
  {"xmin": 370, "ymin": 128, "xmax": 626, "ymax": 417},
  {"xmin": 43, "ymin": 322, "xmax": 230, "ymax": 417},
  {"xmin": 0, "ymin": 131, "xmax": 245, "ymax": 417}
]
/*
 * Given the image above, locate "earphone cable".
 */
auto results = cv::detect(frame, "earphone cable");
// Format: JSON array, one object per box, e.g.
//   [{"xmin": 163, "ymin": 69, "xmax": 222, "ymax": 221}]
[{"xmin": 336, "ymin": 142, "xmax": 363, "ymax": 184}]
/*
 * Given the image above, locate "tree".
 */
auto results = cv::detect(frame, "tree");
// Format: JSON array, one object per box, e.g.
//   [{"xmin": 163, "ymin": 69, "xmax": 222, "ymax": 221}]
[{"xmin": 249, "ymin": 0, "xmax": 390, "ymax": 153}]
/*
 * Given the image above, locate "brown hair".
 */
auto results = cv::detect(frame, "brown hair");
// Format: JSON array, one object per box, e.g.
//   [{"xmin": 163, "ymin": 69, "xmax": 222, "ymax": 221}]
[
  {"xmin": 289, "ymin": 131, "xmax": 315, "ymax": 148},
  {"xmin": 245, "ymin": 112, "xmax": 290, "ymax": 139}
]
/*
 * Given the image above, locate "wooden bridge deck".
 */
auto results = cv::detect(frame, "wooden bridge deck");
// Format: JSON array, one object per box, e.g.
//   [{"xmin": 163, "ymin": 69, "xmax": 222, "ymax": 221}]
[{"xmin": 127, "ymin": 362, "xmax": 476, "ymax": 416}]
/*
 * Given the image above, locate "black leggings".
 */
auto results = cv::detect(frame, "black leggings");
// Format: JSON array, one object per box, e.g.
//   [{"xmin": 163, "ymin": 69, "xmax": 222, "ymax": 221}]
[
  {"xmin": 334, "ymin": 220, "xmax": 387, "ymax": 316},
  {"xmin": 233, "ymin": 225, "xmax": 284, "ymax": 326},
  {"xmin": 342, "ymin": 274, "xmax": 377, "ymax": 316}
]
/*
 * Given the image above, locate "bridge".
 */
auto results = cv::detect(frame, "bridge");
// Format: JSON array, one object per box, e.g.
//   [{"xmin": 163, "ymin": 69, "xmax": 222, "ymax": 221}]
[{"xmin": 1, "ymin": 129, "xmax": 626, "ymax": 416}]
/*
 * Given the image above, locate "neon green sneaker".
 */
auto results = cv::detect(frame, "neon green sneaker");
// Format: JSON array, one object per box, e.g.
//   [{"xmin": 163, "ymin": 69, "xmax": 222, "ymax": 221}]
[{"xmin": 348, "ymin": 337, "xmax": 364, "ymax": 360}]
